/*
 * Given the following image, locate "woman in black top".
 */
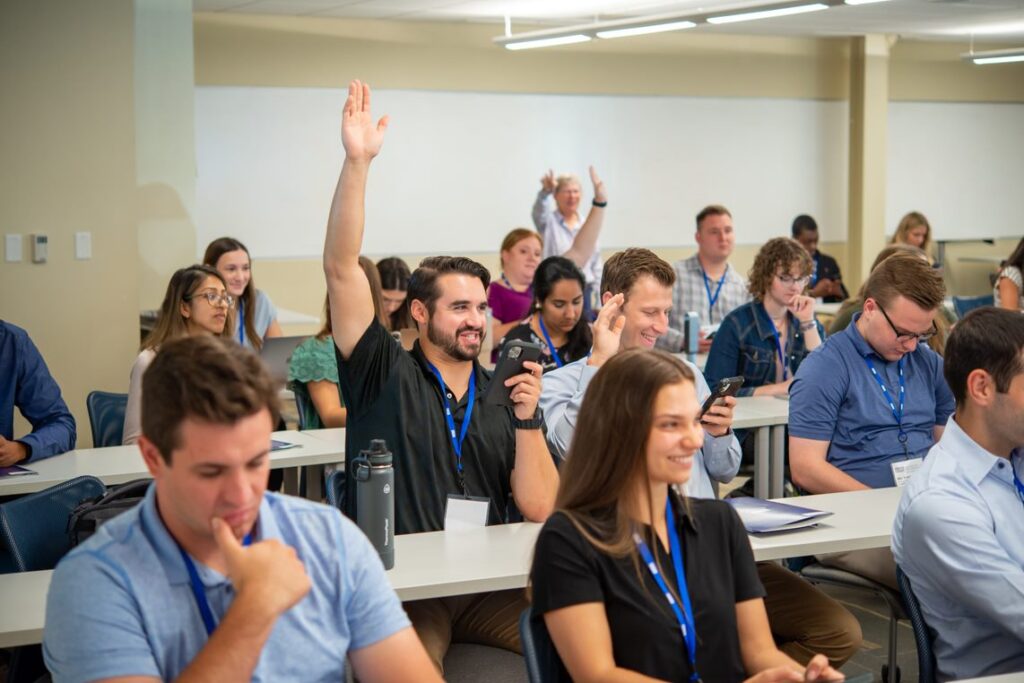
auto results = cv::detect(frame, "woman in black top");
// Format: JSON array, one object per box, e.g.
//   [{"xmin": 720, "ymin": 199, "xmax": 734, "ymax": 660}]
[
  {"xmin": 496, "ymin": 256, "xmax": 592, "ymax": 373},
  {"xmin": 530, "ymin": 349, "xmax": 841, "ymax": 683}
]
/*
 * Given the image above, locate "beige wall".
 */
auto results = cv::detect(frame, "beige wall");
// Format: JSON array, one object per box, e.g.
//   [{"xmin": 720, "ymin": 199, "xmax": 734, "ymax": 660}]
[{"xmin": 1, "ymin": 0, "xmax": 139, "ymax": 446}]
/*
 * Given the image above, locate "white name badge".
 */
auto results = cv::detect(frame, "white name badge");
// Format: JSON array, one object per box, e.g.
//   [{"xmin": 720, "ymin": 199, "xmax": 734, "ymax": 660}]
[
  {"xmin": 444, "ymin": 495, "xmax": 490, "ymax": 530},
  {"xmin": 891, "ymin": 458, "xmax": 923, "ymax": 488}
]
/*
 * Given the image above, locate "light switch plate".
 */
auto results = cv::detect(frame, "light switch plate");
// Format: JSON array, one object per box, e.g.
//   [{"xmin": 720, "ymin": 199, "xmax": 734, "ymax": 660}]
[
  {"xmin": 31, "ymin": 234, "xmax": 48, "ymax": 264},
  {"xmin": 75, "ymin": 231, "xmax": 92, "ymax": 260},
  {"xmin": 5, "ymin": 234, "xmax": 22, "ymax": 262}
]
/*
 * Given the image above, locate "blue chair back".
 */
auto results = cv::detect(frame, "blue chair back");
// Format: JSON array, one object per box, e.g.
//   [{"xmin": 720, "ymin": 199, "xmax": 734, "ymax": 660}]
[
  {"xmin": 0, "ymin": 475, "xmax": 106, "ymax": 573},
  {"xmin": 897, "ymin": 565, "xmax": 937, "ymax": 683},
  {"xmin": 86, "ymin": 391, "xmax": 128, "ymax": 447},
  {"xmin": 952, "ymin": 294, "xmax": 994, "ymax": 319},
  {"xmin": 289, "ymin": 381, "xmax": 322, "ymax": 431},
  {"xmin": 326, "ymin": 469, "xmax": 345, "ymax": 510},
  {"xmin": 519, "ymin": 608, "xmax": 571, "ymax": 683}
]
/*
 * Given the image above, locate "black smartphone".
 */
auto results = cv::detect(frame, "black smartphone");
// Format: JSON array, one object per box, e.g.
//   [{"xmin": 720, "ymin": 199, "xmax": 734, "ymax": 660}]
[
  {"xmin": 700, "ymin": 376, "xmax": 744, "ymax": 417},
  {"xmin": 483, "ymin": 340, "xmax": 544, "ymax": 407}
]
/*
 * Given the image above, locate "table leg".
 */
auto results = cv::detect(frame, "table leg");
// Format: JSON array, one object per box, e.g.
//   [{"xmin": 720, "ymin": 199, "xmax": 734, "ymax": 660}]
[
  {"xmin": 305, "ymin": 466, "xmax": 324, "ymax": 502},
  {"xmin": 282, "ymin": 467, "xmax": 299, "ymax": 496},
  {"xmin": 754, "ymin": 426, "xmax": 769, "ymax": 499},
  {"xmin": 770, "ymin": 425, "xmax": 786, "ymax": 499}
]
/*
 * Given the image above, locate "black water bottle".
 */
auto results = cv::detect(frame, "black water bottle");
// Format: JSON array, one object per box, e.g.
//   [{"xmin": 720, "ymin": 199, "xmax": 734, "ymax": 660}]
[{"xmin": 353, "ymin": 439, "xmax": 395, "ymax": 569}]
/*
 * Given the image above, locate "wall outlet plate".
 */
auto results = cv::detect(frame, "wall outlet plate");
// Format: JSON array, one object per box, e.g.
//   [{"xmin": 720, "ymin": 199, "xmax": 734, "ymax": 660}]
[{"xmin": 4, "ymin": 234, "xmax": 22, "ymax": 263}]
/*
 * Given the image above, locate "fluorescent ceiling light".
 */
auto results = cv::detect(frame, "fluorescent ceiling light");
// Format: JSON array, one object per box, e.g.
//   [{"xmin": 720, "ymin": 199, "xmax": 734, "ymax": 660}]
[
  {"xmin": 707, "ymin": 3, "xmax": 828, "ymax": 24},
  {"xmin": 596, "ymin": 20, "xmax": 697, "ymax": 39},
  {"xmin": 843, "ymin": 0, "xmax": 890, "ymax": 5},
  {"xmin": 504, "ymin": 34, "xmax": 591, "ymax": 50},
  {"xmin": 962, "ymin": 47, "xmax": 1024, "ymax": 65},
  {"xmin": 944, "ymin": 21, "xmax": 1024, "ymax": 37}
]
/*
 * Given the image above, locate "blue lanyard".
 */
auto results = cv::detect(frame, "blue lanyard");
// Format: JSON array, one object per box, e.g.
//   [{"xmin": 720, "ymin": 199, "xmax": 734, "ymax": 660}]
[
  {"xmin": 633, "ymin": 498, "xmax": 699, "ymax": 681},
  {"xmin": 864, "ymin": 357, "xmax": 907, "ymax": 442},
  {"xmin": 536, "ymin": 316, "xmax": 564, "ymax": 368},
  {"xmin": 1012, "ymin": 454, "xmax": 1024, "ymax": 508},
  {"xmin": 236, "ymin": 299, "xmax": 245, "ymax": 345},
  {"xmin": 179, "ymin": 533, "xmax": 252, "ymax": 637},
  {"xmin": 428, "ymin": 364, "xmax": 475, "ymax": 488},
  {"xmin": 764, "ymin": 307, "xmax": 790, "ymax": 381},
  {"xmin": 700, "ymin": 266, "xmax": 727, "ymax": 324},
  {"xmin": 810, "ymin": 255, "xmax": 819, "ymax": 287}
]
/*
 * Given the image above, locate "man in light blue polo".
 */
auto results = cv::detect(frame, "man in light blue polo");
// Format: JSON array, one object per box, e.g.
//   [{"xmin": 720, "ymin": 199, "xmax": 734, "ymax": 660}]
[
  {"xmin": 43, "ymin": 335, "xmax": 439, "ymax": 683},
  {"xmin": 790, "ymin": 253, "xmax": 954, "ymax": 588},
  {"xmin": 893, "ymin": 308, "xmax": 1024, "ymax": 682}
]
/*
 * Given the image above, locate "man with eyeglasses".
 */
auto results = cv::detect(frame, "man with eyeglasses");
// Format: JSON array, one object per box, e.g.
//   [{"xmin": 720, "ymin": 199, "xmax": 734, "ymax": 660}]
[{"xmin": 789, "ymin": 252, "xmax": 954, "ymax": 588}]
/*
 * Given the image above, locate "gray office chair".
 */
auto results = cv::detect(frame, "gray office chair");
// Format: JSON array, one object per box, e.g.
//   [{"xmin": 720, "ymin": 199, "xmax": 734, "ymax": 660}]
[{"xmin": 800, "ymin": 563, "xmax": 906, "ymax": 683}]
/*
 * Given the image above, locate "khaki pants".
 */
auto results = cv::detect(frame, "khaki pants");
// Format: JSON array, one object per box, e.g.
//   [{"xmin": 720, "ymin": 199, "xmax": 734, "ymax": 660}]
[
  {"xmin": 404, "ymin": 589, "xmax": 527, "ymax": 674},
  {"xmin": 759, "ymin": 562, "xmax": 863, "ymax": 668},
  {"xmin": 816, "ymin": 547, "xmax": 899, "ymax": 591}
]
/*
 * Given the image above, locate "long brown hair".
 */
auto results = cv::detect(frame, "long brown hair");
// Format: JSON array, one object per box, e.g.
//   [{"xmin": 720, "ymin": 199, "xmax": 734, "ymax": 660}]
[
  {"xmin": 203, "ymin": 237, "xmax": 260, "ymax": 349},
  {"xmin": 317, "ymin": 256, "xmax": 387, "ymax": 340},
  {"xmin": 558, "ymin": 349, "xmax": 696, "ymax": 560},
  {"xmin": 891, "ymin": 211, "xmax": 932, "ymax": 255},
  {"xmin": 142, "ymin": 265, "xmax": 232, "ymax": 352},
  {"xmin": 377, "ymin": 256, "xmax": 414, "ymax": 330}
]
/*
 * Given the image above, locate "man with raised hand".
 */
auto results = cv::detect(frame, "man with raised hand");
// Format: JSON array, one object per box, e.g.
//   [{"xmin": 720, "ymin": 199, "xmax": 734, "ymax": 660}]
[
  {"xmin": 893, "ymin": 307, "xmax": 1024, "ymax": 682},
  {"xmin": 541, "ymin": 248, "xmax": 862, "ymax": 669},
  {"xmin": 790, "ymin": 252, "xmax": 954, "ymax": 588},
  {"xmin": 660, "ymin": 205, "xmax": 752, "ymax": 353},
  {"xmin": 44, "ymin": 335, "xmax": 436, "ymax": 683},
  {"xmin": 324, "ymin": 80, "xmax": 558, "ymax": 672}
]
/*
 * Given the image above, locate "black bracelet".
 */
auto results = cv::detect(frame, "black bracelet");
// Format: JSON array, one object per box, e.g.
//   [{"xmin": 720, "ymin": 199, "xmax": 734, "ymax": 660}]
[{"xmin": 592, "ymin": 199, "xmax": 608, "ymax": 208}]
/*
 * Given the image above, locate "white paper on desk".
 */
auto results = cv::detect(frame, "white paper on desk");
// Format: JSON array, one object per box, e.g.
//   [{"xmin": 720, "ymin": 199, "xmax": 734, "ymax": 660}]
[
  {"xmin": 727, "ymin": 497, "xmax": 832, "ymax": 534},
  {"xmin": 445, "ymin": 495, "xmax": 489, "ymax": 531}
]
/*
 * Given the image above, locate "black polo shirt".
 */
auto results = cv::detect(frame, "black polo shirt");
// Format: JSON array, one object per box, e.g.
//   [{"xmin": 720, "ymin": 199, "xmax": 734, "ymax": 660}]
[
  {"xmin": 530, "ymin": 494, "xmax": 765, "ymax": 682},
  {"xmin": 336, "ymin": 320, "xmax": 517, "ymax": 535}
]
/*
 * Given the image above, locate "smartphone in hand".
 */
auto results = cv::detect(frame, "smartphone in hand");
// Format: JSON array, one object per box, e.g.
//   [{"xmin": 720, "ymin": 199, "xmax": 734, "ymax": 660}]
[
  {"xmin": 483, "ymin": 340, "xmax": 544, "ymax": 407},
  {"xmin": 700, "ymin": 376, "xmax": 744, "ymax": 417}
]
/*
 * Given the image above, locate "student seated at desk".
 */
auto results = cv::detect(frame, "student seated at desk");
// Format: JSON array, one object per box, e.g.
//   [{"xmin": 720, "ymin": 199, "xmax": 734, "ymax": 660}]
[
  {"xmin": 890, "ymin": 211, "xmax": 935, "ymax": 264},
  {"xmin": 288, "ymin": 257, "xmax": 387, "ymax": 428},
  {"xmin": 204, "ymin": 237, "xmax": 282, "ymax": 350},
  {"xmin": 531, "ymin": 349, "xmax": 843, "ymax": 683},
  {"xmin": 44, "ymin": 335, "xmax": 439, "ymax": 682},
  {"xmin": 790, "ymin": 253, "xmax": 954, "ymax": 589},
  {"xmin": 377, "ymin": 256, "xmax": 414, "ymax": 331},
  {"xmin": 994, "ymin": 236, "xmax": 1024, "ymax": 311},
  {"xmin": 325, "ymin": 80, "xmax": 558, "ymax": 673},
  {"xmin": 791, "ymin": 214, "xmax": 847, "ymax": 303},
  {"xmin": 829, "ymin": 245, "xmax": 950, "ymax": 356},
  {"xmin": 123, "ymin": 265, "xmax": 231, "ymax": 445},
  {"xmin": 488, "ymin": 228, "xmax": 543, "ymax": 358},
  {"xmin": 541, "ymin": 248, "xmax": 861, "ymax": 669},
  {"xmin": 495, "ymin": 256, "xmax": 592, "ymax": 373},
  {"xmin": 0, "ymin": 320, "xmax": 75, "ymax": 465},
  {"xmin": 892, "ymin": 308, "xmax": 1024, "ymax": 682},
  {"xmin": 705, "ymin": 237, "xmax": 824, "ymax": 399}
]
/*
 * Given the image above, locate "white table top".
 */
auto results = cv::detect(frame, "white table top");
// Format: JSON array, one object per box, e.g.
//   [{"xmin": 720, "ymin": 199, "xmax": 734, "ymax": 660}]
[
  {"xmin": 0, "ymin": 486, "xmax": 900, "ymax": 648},
  {"xmin": 0, "ymin": 429, "xmax": 345, "ymax": 497},
  {"xmin": 732, "ymin": 395, "xmax": 789, "ymax": 429}
]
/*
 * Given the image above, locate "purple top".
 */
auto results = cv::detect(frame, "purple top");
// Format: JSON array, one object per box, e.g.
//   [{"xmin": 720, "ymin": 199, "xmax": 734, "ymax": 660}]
[{"xmin": 488, "ymin": 281, "xmax": 534, "ymax": 362}]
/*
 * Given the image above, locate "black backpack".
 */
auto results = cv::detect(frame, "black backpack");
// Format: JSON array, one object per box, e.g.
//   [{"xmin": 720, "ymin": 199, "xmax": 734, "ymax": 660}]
[{"xmin": 67, "ymin": 478, "xmax": 152, "ymax": 547}]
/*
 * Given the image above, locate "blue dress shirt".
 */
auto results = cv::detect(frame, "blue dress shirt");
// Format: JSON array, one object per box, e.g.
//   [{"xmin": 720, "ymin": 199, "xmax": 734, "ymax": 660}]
[
  {"xmin": 539, "ymin": 354, "xmax": 741, "ymax": 499},
  {"xmin": 0, "ymin": 321, "xmax": 76, "ymax": 460},
  {"xmin": 892, "ymin": 418, "xmax": 1024, "ymax": 681},
  {"xmin": 789, "ymin": 313, "xmax": 954, "ymax": 488},
  {"xmin": 704, "ymin": 300, "xmax": 825, "ymax": 397}
]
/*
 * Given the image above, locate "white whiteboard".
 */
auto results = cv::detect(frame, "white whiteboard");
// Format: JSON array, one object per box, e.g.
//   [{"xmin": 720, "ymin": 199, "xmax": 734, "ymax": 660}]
[
  {"xmin": 887, "ymin": 101, "xmax": 1024, "ymax": 241},
  {"xmin": 195, "ymin": 87, "xmax": 850, "ymax": 259}
]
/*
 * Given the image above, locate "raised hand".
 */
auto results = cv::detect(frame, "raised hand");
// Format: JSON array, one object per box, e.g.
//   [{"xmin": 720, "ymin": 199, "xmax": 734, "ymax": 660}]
[
  {"xmin": 587, "ymin": 293, "xmax": 626, "ymax": 367},
  {"xmin": 540, "ymin": 169, "xmax": 556, "ymax": 193},
  {"xmin": 212, "ymin": 517, "xmax": 311, "ymax": 619},
  {"xmin": 341, "ymin": 79, "xmax": 389, "ymax": 163},
  {"xmin": 589, "ymin": 166, "xmax": 607, "ymax": 204}
]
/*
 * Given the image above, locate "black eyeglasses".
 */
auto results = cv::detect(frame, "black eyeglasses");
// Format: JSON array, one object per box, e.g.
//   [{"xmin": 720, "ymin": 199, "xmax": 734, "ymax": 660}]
[
  {"xmin": 187, "ymin": 290, "xmax": 235, "ymax": 309},
  {"xmin": 876, "ymin": 302, "xmax": 936, "ymax": 343}
]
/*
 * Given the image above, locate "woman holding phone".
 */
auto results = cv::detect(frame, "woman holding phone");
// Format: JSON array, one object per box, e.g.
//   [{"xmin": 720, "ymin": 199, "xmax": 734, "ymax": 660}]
[
  {"xmin": 530, "ymin": 349, "xmax": 842, "ymax": 682},
  {"xmin": 495, "ymin": 256, "xmax": 592, "ymax": 373}
]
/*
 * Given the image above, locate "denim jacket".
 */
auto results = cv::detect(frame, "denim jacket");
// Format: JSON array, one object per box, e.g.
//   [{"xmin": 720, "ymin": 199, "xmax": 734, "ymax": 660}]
[{"xmin": 704, "ymin": 300, "xmax": 825, "ymax": 396}]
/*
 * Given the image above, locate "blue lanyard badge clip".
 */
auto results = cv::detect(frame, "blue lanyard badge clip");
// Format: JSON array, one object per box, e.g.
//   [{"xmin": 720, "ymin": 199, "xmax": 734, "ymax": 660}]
[
  {"xmin": 537, "ymin": 317, "xmax": 564, "ymax": 369},
  {"xmin": 701, "ymin": 267, "xmax": 727, "ymax": 325},
  {"xmin": 864, "ymin": 357, "xmax": 908, "ymax": 456},
  {"xmin": 1011, "ymin": 455, "xmax": 1024, "ymax": 508},
  {"xmin": 633, "ymin": 498, "xmax": 700, "ymax": 682},
  {"xmin": 179, "ymin": 533, "xmax": 252, "ymax": 637},
  {"xmin": 429, "ymin": 364, "xmax": 475, "ymax": 494}
]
